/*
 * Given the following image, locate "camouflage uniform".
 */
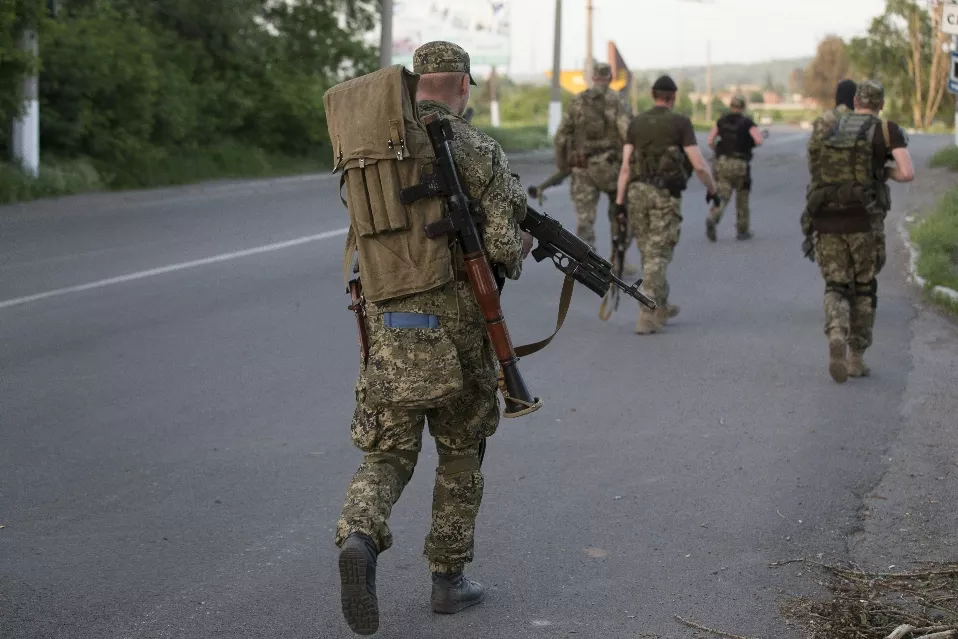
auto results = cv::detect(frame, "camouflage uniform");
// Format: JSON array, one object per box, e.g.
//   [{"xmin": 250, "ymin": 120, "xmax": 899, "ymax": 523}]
[
  {"xmin": 708, "ymin": 96, "xmax": 757, "ymax": 237},
  {"xmin": 626, "ymin": 182, "xmax": 682, "ymax": 310},
  {"xmin": 554, "ymin": 63, "xmax": 631, "ymax": 247},
  {"xmin": 803, "ymin": 81, "xmax": 894, "ymax": 381},
  {"xmin": 335, "ymin": 48, "xmax": 525, "ymax": 575},
  {"xmin": 711, "ymin": 156, "xmax": 750, "ymax": 234}
]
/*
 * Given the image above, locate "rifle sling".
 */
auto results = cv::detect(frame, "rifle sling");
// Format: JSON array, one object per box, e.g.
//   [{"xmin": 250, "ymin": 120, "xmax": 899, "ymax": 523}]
[{"xmin": 514, "ymin": 274, "xmax": 575, "ymax": 357}]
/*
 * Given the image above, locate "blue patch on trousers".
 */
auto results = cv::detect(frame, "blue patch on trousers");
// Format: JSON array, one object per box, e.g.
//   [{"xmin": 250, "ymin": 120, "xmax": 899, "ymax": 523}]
[{"xmin": 382, "ymin": 312, "xmax": 440, "ymax": 329}]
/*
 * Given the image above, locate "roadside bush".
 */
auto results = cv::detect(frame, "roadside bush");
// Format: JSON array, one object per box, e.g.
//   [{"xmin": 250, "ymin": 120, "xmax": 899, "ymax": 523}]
[
  {"xmin": 912, "ymin": 186, "xmax": 958, "ymax": 292},
  {"xmin": 0, "ymin": 158, "xmax": 103, "ymax": 204},
  {"xmin": 929, "ymin": 145, "xmax": 958, "ymax": 171},
  {"xmin": 479, "ymin": 125, "xmax": 551, "ymax": 152}
]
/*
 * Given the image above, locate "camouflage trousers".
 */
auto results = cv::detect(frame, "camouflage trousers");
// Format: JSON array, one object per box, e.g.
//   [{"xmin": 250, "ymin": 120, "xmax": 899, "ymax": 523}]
[
  {"xmin": 570, "ymin": 154, "xmax": 624, "ymax": 248},
  {"xmin": 709, "ymin": 156, "xmax": 751, "ymax": 234},
  {"xmin": 814, "ymin": 231, "xmax": 880, "ymax": 352},
  {"xmin": 335, "ymin": 284, "xmax": 499, "ymax": 574},
  {"xmin": 627, "ymin": 182, "xmax": 682, "ymax": 308}
]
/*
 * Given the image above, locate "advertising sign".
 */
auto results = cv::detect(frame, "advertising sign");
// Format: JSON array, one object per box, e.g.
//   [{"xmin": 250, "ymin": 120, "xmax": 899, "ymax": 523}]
[{"xmin": 391, "ymin": 1, "xmax": 511, "ymax": 71}]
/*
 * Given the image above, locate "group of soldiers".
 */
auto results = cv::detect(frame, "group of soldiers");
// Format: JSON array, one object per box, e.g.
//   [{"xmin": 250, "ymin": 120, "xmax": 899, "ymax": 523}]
[
  {"xmin": 551, "ymin": 63, "xmax": 765, "ymax": 333},
  {"xmin": 332, "ymin": 41, "xmax": 914, "ymax": 636}
]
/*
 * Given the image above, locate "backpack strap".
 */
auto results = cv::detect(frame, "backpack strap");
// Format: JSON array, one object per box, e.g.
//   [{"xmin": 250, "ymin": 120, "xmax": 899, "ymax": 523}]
[
  {"xmin": 881, "ymin": 119, "xmax": 890, "ymax": 148},
  {"xmin": 342, "ymin": 225, "xmax": 357, "ymax": 289}
]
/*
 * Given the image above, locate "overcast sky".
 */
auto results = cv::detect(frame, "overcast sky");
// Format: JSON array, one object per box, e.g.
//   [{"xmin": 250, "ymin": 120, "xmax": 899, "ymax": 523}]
[{"xmin": 507, "ymin": 0, "xmax": 888, "ymax": 74}]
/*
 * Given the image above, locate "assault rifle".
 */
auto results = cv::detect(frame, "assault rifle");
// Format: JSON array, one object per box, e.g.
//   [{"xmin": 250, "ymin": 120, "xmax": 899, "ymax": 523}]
[
  {"xmin": 527, "ymin": 169, "xmax": 571, "ymax": 205},
  {"xmin": 407, "ymin": 113, "xmax": 656, "ymax": 419},
  {"xmin": 522, "ymin": 204, "xmax": 654, "ymax": 310}
]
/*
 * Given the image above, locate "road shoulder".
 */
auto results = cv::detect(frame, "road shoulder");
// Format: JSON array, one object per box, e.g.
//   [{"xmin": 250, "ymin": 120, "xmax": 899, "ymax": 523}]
[{"xmin": 850, "ymin": 169, "xmax": 958, "ymax": 568}]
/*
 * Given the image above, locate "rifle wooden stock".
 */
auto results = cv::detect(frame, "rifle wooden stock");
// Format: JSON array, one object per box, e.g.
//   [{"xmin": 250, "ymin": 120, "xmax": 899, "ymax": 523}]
[
  {"xmin": 347, "ymin": 278, "xmax": 369, "ymax": 365},
  {"xmin": 422, "ymin": 112, "xmax": 541, "ymax": 418}
]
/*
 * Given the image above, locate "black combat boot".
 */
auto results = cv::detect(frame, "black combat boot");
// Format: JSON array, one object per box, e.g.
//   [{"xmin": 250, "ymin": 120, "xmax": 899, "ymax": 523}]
[
  {"xmin": 431, "ymin": 571, "xmax": 485, "ymax": 614},
  {"xmin": 338, "ymin": 533, "xmax": 379, "ymax": 635}
]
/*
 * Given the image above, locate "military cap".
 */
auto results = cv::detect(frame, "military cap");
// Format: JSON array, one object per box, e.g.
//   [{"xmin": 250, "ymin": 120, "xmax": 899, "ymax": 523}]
[
  {"xmin": 413, "ymin": 41, "xmax": 477, "ymax": 86},
  {"xmin": 592, "ymin": 62, "xmax": 612, "ymax": 79},
  {"xmin": 856, "ymin": 80, "xmax": 884, "ymax": 108},
  {"xmin": 652, "ymin": 75, "xmax": 678, "ymax": 92},
  {"xmin": 730, "ymin": 94, "xmax": 746, "ymax": 108}
]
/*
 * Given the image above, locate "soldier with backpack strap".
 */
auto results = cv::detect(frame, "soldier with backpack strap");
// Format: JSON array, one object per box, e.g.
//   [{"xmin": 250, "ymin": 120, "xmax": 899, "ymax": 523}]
[
  {"xmin": 803, "ymin": 80, "xmax": 913, "ymax": 383},
  {"xmin": 326, "ymin": 42, "xmax": 532, "ymax": 635},
  {"xmin": 553, "ymin": 62, "xmax": 636, "ymax": 274}
]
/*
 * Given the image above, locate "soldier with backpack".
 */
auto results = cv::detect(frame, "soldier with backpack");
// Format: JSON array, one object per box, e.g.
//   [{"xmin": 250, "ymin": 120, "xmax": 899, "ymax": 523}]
[
  {"xmin": 325, "ymin": 41, "xmax": 531, "ymax": 635},
  {"xmin": 554, "ymin": 62, "xmax": 634, "ymax": 273},
  {"xmin": 802, "ymin": 80, "xmax": 914, "ymax": 382},
  {"xmin": 705, "ymin": 95, "xmax": 764, "ymax": 241}
]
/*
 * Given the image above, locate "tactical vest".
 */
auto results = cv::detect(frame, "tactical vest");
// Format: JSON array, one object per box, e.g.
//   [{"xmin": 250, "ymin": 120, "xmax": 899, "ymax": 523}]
[
  {"xmin": 715, "ymin": 113, "xmax": 752, "ymax": 160},
  {"xmin": 633, "ymin": 108, "xmax": 693, "ymax": 196},
  {"xmin": 806, "ymin": 112, "xmax": 887, "ymax": 233},
  {"xmin": 324, "ymin": 65, "xmax": 452, "ymax": 303},
  {"xmin": 573, "ymin": 89, "xmax": 622, "ymax": 155}
]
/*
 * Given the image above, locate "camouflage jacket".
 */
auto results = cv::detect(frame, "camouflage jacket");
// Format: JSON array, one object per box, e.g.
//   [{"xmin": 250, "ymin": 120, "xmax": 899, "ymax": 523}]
[
  {"xmin": 554, "ymin": 87, "xmax": 631, "ymax": 161},
  {"xmin": 418, "ymin": 100, "xmax": 526, "ymax": 281}
]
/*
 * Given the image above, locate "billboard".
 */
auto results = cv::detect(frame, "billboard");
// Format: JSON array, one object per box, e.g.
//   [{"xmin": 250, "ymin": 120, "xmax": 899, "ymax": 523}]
[{"xmin": 391, "ymin": 1, "xmax": 511, "ymax": 71}]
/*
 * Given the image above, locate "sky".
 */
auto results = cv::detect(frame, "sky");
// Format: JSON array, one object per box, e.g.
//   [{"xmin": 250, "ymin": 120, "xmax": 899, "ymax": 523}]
[{"xmin": 505, "ymin": 0, "xmax": 889, "ymax": 75}]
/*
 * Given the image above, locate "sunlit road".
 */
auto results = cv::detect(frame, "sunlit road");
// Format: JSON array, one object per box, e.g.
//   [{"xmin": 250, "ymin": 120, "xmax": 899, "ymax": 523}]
[{"xmin": 0, "ymin": 130, "xmax": 950, "ymax": 638}]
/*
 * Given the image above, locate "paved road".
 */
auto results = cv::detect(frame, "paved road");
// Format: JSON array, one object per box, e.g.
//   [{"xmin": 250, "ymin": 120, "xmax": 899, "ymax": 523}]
[{"xmin": 0, "ymin": 130, "xmax": 950, "ymax": 639}]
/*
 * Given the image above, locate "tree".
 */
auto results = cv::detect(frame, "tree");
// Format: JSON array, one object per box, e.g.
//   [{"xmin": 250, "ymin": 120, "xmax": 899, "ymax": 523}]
[
  {"xmin": 804, "ymin": 36, "xmax": 850, "ymax": 107},
  {"xmin": 0, "ymin": 0, "xmax": 44, "ymax": 154},
  {"xmin": 788, "ymin": 67, "xmax": 804, "ymax": 95},
  {"xmin": 749, "ymin": 90, "xmax": 765, "ymax": 104},
  {"xmin": 848, "ymin": 0, "xmax": 951, "ymax": 129}
]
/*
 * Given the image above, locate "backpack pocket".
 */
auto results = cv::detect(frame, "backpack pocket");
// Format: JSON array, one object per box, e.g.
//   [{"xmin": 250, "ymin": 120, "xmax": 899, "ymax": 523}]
[{"xmin": 344, "ymin": 159, "xmax": 412, "ymax": 236}]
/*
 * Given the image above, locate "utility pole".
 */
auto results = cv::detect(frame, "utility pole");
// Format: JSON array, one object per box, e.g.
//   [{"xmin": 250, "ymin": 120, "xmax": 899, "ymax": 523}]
[
  {"xmin": 705, "ymin": 40, "xmax": 712, "ymax": 123},
  {"xmin": 12, "ymin": 29, "xmax": 39, "ymax": 177},
  {"xmin": 585, "ymin": 0, "xmax": 594, "ymax": 87},
  {"xmin": 548, "ymin": 0, "xmax": 563, "ymax": 137},
  {"xmin": 490, "ymin": 67, "xmax": 501, "ymax": 127},
  {"xmin": 953, "ymin": 35, "xmax": 957, "ymax": 146},
  {"xmin": 379, "ymin": 0, "xmax": 393, "ymax": 68}
]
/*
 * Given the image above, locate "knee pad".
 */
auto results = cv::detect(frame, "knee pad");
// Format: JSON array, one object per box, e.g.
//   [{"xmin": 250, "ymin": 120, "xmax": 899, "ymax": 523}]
[
  {"xmin": 825, "ymin": 281, "xmax": 852, "ymax": 299},
  {"xmin": 855, "ymin": 279, "xmax": 878, "ymax": 309},
  {"xmin": 365, "ymin": 450, "xmax": 419, "ymax": 485},
  {"xmin": 437, "ymin": 454, "xmax": 480, "ymax": 477}
]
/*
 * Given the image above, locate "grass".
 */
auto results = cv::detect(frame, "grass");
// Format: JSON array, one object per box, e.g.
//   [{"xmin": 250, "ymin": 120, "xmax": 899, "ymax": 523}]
[
  {"xmin": 929, "ymin": 145, "xmax": 958, "ymax": 171},
  {"xmin": 0, "ymin": 142, "xmax": 329, "ymax": 205},
  {"xmin": 912, "ymin": 186, "xmax": 958, "ymax": 295},
  {"xmin": 0, "ymin": 158, "xmax": 104, "ymax": 205},
  {"xmin": 477, "ymin": 124, "xmax": 552, "ymax": 153}
]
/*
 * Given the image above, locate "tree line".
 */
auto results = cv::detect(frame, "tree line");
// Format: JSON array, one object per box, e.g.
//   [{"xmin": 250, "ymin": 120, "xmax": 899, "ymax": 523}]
[
  {"xmin": 1, "ymin": 0, "xmax": 377, "ymax": 186},
  {"xmin": 797, "ymin": 0, "xmax": 954, "ymax": 129}
]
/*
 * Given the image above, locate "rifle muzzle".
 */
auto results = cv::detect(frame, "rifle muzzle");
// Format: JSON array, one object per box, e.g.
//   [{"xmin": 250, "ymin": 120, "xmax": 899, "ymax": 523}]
[{"xmin": 500, "ymin": 363, "xmax": 541, "ymax": 418}]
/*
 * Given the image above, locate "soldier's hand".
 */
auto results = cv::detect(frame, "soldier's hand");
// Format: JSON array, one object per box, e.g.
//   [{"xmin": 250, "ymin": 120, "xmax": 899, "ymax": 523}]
[
  {"xmin": 706, "ymin": 192, "xmax": 721, "ymax": 209},
  {"xmin": 527, "ymin": 185, "xmax": 539, "ymax": 198},
  {"xmin": 521, "ymin": 231, "xmax": 534, "ymax": 259},
  {"xmin": 802, "ymin": 236, "xmax": 815, "ymax": 262},
  {"xmin": 876, "ymin": 241, "xmax": 886, "ymax": 272},
  {"xmin": 615, "ymin": 202, "xmax": 628, "ymax": 221}
]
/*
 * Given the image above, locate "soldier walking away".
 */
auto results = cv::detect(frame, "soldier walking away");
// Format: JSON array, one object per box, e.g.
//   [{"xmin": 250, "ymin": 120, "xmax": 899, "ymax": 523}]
[
  {"xmin": 802, "ymin": 80, "xmax": 913, "ymax": 382},
  {"xmin": 706, "ymin": 95, "xmax": 764, "ymax": 241},
  {"xmin": 333, "ymin": 41, "xmax": 531, "ymax": 634},
  {"xmin": 554, "ymin": 62, "xmax": 636, "ymax": 273},
  {"xmin": 615, "ymin": 75, "xmax": 718, "ymax": 334}
]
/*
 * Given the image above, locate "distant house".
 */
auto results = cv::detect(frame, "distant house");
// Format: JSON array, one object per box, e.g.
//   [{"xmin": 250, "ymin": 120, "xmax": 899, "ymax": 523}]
[{"xmin": 763, "ymin": 91, "xmax": 781, "ymax": 105}]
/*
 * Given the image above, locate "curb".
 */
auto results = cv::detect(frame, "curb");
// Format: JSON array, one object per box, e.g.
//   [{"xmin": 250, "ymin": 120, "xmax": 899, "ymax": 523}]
[{"xmin": 897, "ymin": 216, "xmax": 958, "ymax": 304}]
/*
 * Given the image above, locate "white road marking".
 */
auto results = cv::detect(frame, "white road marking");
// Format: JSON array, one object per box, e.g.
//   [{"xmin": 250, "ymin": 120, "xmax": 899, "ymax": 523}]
[{"xmin": 0, "ymin": 228, "xmax": 349, "ymax": 311}]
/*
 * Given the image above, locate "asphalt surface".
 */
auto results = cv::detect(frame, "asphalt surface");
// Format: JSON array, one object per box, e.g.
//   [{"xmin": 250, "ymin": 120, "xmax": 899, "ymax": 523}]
[{"xmin": 0, "ymin": 129, "xmax": 951, "ymax": 639}]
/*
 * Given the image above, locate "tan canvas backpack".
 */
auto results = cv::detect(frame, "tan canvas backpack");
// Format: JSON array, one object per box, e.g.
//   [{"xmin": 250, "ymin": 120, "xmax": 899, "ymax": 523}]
[{"xmin": 324, "ymin": 65, "xmax": 452, "ymax": 303}]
